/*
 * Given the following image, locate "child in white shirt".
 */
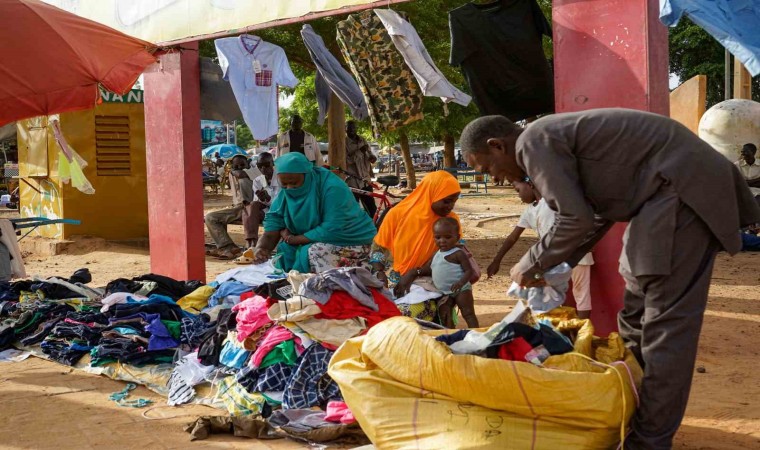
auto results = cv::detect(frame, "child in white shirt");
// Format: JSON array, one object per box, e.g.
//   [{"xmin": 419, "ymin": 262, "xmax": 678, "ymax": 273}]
[{"xmin": 487, "ymin": 178, "xmax": 594, "ymax": 319}]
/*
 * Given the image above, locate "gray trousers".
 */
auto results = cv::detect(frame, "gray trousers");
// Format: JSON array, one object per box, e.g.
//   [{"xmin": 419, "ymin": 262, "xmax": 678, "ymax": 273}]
[
  {"xmin": 205, "ymin": 204, "xmax": 244, "ymax": 249},
  {"xmin": 205, "ymin": 203, "xmax": 265, "ymax": 249},
  {"xmin": 620, "ymin": 202, "xmax": 719, "ymax": 450}
]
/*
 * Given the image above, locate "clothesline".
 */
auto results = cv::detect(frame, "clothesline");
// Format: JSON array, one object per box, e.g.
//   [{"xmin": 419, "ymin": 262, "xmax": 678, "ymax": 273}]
[{"xmin": 216, "ymin": 1, "xmax": 553, "ymax": 141}]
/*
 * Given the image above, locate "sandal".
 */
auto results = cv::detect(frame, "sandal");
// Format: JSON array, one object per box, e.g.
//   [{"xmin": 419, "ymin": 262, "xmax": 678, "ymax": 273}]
[
  {"xmin": 234, "ymin": 248, "xmax": 255, "ymax": 265},
  {"xmin": 206, "ymin": 247, "xmax": 224, "ymax": 257},
  {"xmin": 215, "ymin": 246, "xmax": 243, "ymax": 260}
]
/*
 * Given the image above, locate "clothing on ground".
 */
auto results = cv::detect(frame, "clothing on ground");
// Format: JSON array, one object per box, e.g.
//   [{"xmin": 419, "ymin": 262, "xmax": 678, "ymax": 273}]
[
  {"xmin": 232, "ymin": 295, "xmax": 271, "ymax": 341},
  {"xmin": 177, "ymin": 286, "xmax": 215, "ymax": 314},
  {"xmin": 299, "ymin": 267, "xmax": 384, "ymax": 311},
  {"xmin": 267, "ymin": 295, "xmax": 321, "ymax": 323},
  {"xmin": 306, "ymin": 243, "xmax": 371, "ymax": 274},
  {"xmin": 282, "ymin": 344, "xmax": 342, "ymax": 410},
  {"xmin": 742, "ymin": 231, "xmax": 760, "ymax": 251},
  {"xmin": 250, "ymin": 326, "xmax": 294, "ymax": 369},
  {"xmin": 316, "ymin": 289, "xmax": 400, "ymax": 328},
  {"xmin": 208, "ymin": 281, "xmax": 252, "ymax": 308},
  {"xmin": 394, "ymin": 282, "xmax": 443, "ymax": 305},
  {"xmin": 214, "ymin": 261, "xmax": 278, "ymax": 286},
  {"xmin": 217, "ymin": 376, "xmax": 269, "ymax": 416}
]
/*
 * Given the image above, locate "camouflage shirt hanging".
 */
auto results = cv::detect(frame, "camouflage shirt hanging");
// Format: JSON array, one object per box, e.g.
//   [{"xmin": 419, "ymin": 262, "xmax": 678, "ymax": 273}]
[{"xmin": 336, "ymin": 10, "xmax": 424, "ymax": 137}]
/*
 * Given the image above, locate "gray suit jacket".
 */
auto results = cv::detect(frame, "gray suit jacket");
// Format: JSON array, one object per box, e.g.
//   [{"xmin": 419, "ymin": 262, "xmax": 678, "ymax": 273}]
[{"xmin": 514, "ymin": 108, "xmax": 760, "ymax": 275}]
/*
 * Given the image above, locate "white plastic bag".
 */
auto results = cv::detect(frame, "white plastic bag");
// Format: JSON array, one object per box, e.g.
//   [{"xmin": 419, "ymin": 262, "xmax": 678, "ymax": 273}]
[{"xmin": 507, "ymin": 262, "xmax": 572, "ymax": 313}]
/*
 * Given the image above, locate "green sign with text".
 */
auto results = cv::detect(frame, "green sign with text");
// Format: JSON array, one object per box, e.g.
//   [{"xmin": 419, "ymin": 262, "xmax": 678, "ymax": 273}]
[{"xmin": 99, "ymin": 88, "xmax": 143, "ymax": 104}]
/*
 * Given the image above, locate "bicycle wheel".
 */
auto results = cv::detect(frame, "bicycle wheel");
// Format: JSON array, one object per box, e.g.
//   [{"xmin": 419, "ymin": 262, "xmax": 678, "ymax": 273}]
[{"xmin": 374, "ymin": 204, "xmax": 394, "ymax": 229}]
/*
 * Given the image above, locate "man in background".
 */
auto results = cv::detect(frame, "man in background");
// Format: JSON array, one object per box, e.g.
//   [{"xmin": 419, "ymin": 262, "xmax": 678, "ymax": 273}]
[
  {"xmin": 205, "ymin": 153, "xmax": 274, "ymax": 259},
  {"xmin": 736, "ymin": 143, "xmax": 760, "ymax": 205},
  {"xmin": 345, "ymin": 120, "xmax": 377, "ymax": 218},
  {"xmin": 276, "ymin": 114, "xmax": 319, "ymax": 164}
]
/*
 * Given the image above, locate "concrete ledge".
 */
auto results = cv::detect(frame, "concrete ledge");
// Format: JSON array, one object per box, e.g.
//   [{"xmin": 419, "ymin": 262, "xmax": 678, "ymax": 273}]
[
  {"xmin": 19, "ymin": 237, "xmax": 79, "ymax": 257},
  {"xmin": 19, "ymin": 236, "xmax": 150, "ymax": 257}
]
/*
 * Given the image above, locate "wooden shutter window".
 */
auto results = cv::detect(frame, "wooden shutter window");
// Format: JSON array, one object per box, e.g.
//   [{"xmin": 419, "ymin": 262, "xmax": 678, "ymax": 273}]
[{"xmin": 95, "ymin": 115, "xmax": 131, "ymax": 176}]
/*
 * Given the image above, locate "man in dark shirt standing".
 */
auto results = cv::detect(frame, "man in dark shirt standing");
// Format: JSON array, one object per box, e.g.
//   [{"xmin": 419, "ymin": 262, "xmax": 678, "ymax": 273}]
[
  {"xmin": 345, "ymin": 120, "xmax": 377, "ymax": 218},
  {"xmin": 276, "ymin": 115, "xmax": 318, "ymax": 163}
]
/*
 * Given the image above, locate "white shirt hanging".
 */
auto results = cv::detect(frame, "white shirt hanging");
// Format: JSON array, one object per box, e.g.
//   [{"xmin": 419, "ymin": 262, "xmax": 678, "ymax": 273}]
[
  {"xmin": 215, "ymin": 35, "xmax": 299, "ymax": 140},
  {"xmin": 374, "ymin": 9, "xmax": 471, "ymax": 107}
]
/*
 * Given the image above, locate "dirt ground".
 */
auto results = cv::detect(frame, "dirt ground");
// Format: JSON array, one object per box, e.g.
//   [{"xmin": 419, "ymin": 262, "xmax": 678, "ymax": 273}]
[{"xmin": 1, "ymin": 185, "xmax": 759, "ymax": 449}]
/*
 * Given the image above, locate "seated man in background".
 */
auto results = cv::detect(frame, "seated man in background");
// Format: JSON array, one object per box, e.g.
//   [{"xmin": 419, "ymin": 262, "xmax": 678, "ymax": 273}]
[
  {"xmin": 244, "ymin": 152, "xmax": 276, "ymax": 247},
  {"xmin": 736, "ymin": 143, "xmax": 760, "ymax": 205},
  {"xmin": 205, "ymin": 154, "xmax": 272, "ymax": 259}
]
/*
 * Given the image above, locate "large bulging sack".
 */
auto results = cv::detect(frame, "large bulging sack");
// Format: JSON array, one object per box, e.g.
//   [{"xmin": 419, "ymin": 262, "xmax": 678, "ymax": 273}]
[{"xmin": 329, "ymin": 315, "xmax": 641, "ymax": 449}]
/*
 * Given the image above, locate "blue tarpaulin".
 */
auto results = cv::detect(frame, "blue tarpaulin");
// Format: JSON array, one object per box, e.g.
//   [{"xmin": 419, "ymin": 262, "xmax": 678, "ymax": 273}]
[{"xmin": 660, "ymin": 0, "xmax": 760, "ymax": 76}]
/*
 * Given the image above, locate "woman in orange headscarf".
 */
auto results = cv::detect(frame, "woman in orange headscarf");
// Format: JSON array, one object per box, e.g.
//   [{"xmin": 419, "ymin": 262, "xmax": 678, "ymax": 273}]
[{"xmin": 370, "ymin": 171, "xmax": 461, "ymax": 321}]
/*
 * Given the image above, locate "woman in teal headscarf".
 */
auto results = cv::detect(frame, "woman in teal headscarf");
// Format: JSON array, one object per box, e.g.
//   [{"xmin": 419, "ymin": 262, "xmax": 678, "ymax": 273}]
[{"xmin": 253, "ymin": 153, "xmax": 377, "ymax": 273}]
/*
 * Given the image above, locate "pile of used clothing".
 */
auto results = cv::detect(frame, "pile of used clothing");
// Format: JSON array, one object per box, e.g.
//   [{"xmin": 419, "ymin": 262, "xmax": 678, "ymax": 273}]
[
  {"xmin": 0, "ymin": 263, "xmax": 400, "ymax": 445},
  {"xmin": 435, "ymin": 300, "xmax": 574, "ymax": 365}
]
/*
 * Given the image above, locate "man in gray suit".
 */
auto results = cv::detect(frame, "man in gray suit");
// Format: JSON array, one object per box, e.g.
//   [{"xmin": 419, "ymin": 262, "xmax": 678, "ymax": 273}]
[{"xmin": 460, "ymin": 108, "xmax": 760, "ymax": 450}]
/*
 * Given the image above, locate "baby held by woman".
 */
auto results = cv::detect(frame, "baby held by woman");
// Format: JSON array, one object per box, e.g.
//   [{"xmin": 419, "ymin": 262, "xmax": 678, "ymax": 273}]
[{"xmin": 414, "ymin": 217, "xmax": 479, "ymax": 328}]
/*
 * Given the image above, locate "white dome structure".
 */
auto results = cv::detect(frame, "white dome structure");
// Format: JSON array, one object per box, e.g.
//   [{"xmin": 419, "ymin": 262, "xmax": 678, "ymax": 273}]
[{"xmin": 698, "ymin": 99, "xmax": 760, "ymax": 162}]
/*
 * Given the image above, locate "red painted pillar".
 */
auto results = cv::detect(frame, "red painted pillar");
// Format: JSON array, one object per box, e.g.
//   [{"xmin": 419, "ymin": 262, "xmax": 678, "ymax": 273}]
[
  {"xmin": 553, "ymin": 0, "xmax": 669, "ymax": 334},
  {"xmin": 143, "ymin": 43, "xmax": 206, "ymax": 281}
]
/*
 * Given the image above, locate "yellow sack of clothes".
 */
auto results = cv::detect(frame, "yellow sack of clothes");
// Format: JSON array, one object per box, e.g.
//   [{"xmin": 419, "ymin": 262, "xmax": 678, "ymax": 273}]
[{"xmin": 328, "ymin": 315, "xmax": 642, "ymax": 450}]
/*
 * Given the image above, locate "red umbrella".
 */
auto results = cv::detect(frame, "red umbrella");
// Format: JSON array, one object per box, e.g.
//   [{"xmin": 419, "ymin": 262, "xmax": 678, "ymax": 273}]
[{"xmin": 0, "ymin": 0, "xmax": 159, "ymax": 126}]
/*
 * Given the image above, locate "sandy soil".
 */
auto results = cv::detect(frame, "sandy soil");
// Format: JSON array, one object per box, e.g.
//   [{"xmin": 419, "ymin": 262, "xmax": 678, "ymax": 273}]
[{"xmin": 1, "ymin": 186, "xmax": 759, "ymax": 449}]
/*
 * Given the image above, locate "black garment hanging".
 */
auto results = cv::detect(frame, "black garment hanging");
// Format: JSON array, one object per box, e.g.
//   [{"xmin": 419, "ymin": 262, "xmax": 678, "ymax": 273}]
[{"xmin": 449, "ymin": 0, "xmax": 554, "ymax": 120}]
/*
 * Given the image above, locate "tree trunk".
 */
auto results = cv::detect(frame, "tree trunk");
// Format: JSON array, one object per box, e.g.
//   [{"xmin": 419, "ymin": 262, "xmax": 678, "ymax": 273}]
[
  {"xmin": 327, "ymin": 92, "xmax": 346, "ymax": 169},
  {"xmin": 443, "ymin": 133, "xmax": 456, "ymax": 168},
  {"xmin": 399, "ymin": 131, "xmax": 417, "ymax": 189}
]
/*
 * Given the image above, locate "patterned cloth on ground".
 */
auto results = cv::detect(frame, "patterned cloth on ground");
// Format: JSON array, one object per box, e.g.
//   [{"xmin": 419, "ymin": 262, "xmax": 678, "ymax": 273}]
[{"xmin": 283, "ymin": 344, "xmax": 341, "ymax": 409}]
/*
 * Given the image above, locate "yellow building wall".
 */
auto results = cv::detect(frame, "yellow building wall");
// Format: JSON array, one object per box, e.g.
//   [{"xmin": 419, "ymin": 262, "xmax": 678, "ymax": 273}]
[
  {"xmin": 670, "ymin": 75, "xmax": 707, "ymax": 134},
  {"xmin": 17, "ymin": 102, "xmax": 148, "ymax": 240}
]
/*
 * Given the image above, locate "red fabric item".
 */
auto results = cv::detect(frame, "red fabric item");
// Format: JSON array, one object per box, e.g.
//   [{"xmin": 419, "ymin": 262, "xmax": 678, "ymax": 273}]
[
  {"xmin": 240, "ymin": 291, "xmax": 256, "ymax": 302},
  {"xmin": 0, "ymin": 0, "xmax": 158, "ymax": 126},
  {"xmin": 316, "ymin": 289, "xmax": 401, "ymax": 328},
  {"xmin": 497, "ymin": 337, "xmax": 534, "ymax": 361}
]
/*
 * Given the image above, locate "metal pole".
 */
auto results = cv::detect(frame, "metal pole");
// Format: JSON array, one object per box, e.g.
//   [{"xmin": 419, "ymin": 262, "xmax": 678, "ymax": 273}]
[{"xmin": 725, "ymin": 49, "xmax": 731, "ymax": 101}]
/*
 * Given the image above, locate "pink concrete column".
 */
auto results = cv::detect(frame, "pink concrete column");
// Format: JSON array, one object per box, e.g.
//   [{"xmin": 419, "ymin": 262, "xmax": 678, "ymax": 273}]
[
  {"xmin": 143, "ymin": 43, "xmax": 206, "ymax": 281},
  {"xmin": 553, "ymin": 0, "xmax": 669, "ymax": 334}
]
